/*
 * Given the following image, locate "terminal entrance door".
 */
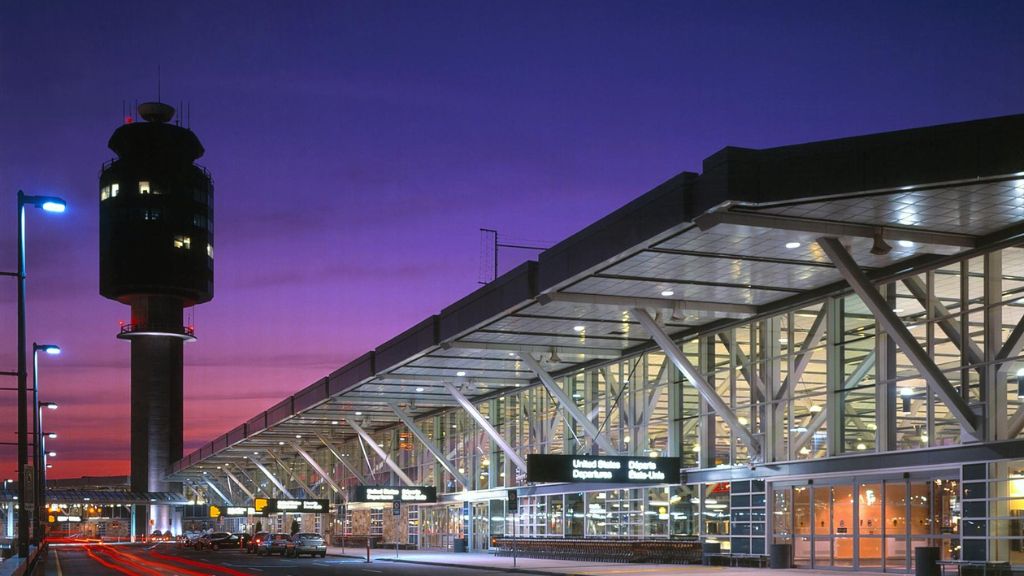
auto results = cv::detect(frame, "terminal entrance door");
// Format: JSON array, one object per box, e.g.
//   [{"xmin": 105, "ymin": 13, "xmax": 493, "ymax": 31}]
[{"xmin": 775, "ymin": 470, "xmax": 958, "ymax": 572}]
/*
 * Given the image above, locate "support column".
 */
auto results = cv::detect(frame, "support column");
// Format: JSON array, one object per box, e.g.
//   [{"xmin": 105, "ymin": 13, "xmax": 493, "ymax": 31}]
[
  {"xmin": 345, "ymin": 418, "xmax": 415, "ymax": 485},
  {"xmin": 441, "ymin": 381, "xmax": 528, "ymax": 472},
  {"xmin": 233, "ymin": 463, "xmax": 270, "ymax": 497},
  {"xmin": 315, "ymin": 432, "xmax": 368, "ymax": 485},
  {"xmin": 204, "ymin": 478, "xmax": 233, "ymax": 506},
  {"xmin": 224, "ymin": 469, "xmax": 255, "ymax": 501},
  {"xmin": 817, "ymin": 237, "xmax": 979, "ymax": 437},
  {"xmin": 985, "ymin": 252, "xmax": 1006, "ymax": 441},
  {"xmin": 519, "ymin": 354, "xmax": 618, "ymax": 455},
  {"xmin": 265, "ymin": 448, "xmax": 317, "ymax": 498},
  {"xmin": 634, "ymin": 308, "xmax": 761, "ymax": 458},
  {"xmin": 388, "ymin": 402, "xmax": 470, "ymax": 487},
  {"xmin": 251, "ymin": 458, "xmax": 294, "ymax": 499},
  {"xmin": 290, "ymin": 443, "xmax": 344, "ymax": 495}
]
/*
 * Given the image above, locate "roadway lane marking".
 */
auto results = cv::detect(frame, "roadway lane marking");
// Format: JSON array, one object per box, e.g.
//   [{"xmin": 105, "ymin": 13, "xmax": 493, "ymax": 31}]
[{"xmin": 54, "ymin": 549, "xmax": 63, "ymax": 576}]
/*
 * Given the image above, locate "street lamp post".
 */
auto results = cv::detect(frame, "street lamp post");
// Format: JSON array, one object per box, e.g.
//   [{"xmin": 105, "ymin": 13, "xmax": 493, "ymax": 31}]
[
  {"xmin": 16, "ymin": 190, "xmax": 65, "ymax": 558},
  {"xmin": 32, "ymin": 344, "xmax": 60, "ymax": 544}
]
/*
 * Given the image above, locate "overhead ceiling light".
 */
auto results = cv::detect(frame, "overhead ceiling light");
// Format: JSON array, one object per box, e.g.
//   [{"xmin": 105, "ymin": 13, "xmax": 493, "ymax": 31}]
[
  {"xmin": 295, "ymin": 434, "xmax": 301, "ymax": 439},
  {"xmin": 573, "ymin": 325, "xmax": 585, "ymax": 333},
  {"xmin": 808, "ymin": 405, "xmax": 822, "ymax": 413},
  {"xmin": 278, "ymin": 441, "xmax": 285, "ymax": 445},
  {"xmin": 456, "ymin": 371, "xmax": 466, "ymax": 377},
  {"xmin": 785, "ymin": 242, "xmax": 801, "ymax": 249},
  {"xmin": 331, "ymin": 420, "xmax": 339, "ymax": 425},
  {"xmin": 415, "ymin": 387, "xmax": 424, "ymax": 393},
  {"xmin": 856, "ymin": 443, "xmax": 867, "ymax": 451},
  {"xmin": 660, "ymin": 290, "xmax": 674, "ymax": 297},
  {"xmin": 355, "ymin": 411, "xmax": 362, "ymax": 416}
]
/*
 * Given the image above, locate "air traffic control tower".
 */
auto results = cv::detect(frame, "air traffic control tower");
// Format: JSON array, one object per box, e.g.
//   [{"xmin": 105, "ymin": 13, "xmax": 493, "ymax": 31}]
[{"xmin": 99, "ymin": 102, "xmax": 214, "ymax": 536}]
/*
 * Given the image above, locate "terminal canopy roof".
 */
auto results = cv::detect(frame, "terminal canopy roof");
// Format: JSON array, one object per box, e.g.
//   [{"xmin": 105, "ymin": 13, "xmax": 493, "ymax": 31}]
[{"xmin": 168, "ymin": 114, "xmax": 1024, "ymax": 485}]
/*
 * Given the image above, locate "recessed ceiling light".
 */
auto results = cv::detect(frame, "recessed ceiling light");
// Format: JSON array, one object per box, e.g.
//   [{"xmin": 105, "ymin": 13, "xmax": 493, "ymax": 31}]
[
  {"xmin": 660, "ymin": 290, "xmax": 674, "ymax": 297},
  {"xmin": 808, "ymin": 405, "xmax": 823, "ymax": 413},
  {"xmin": 295, "ymin": 434, "xmax": 301, "ymax": 439},
  {"xmin": 331, "ymin": 421, "xmax": 338, "ymax": 425},
  {"xmin": 573, "ymin": 325, "xmax": 585, "ymax": 332},
  {"xmin": 785, "ymin": 242, "xmax": 801, "ymax": 249},
  {"xmin": 355, "ymin": 411, "xmax": 362, "ymax": 416},
  {"xmin": 898, "ymin": 240, "xmax": 914, "ymax": 248},
  {"xmin": 278, "ymin": 441, "xmax": 285, "ymax": 445},
  {"xmin": 415, "ymin": 387, "xmax": 424, "ymax": 393},
  {"xmin": 456, "ymin": 371, "xmax": 466, "ymax": 377}
]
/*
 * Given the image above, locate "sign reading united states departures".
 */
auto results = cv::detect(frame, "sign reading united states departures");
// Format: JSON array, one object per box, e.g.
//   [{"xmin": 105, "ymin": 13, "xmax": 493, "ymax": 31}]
[
  {"xmin": 526, "ymin": 454, "xmax": 681, "ymax": 484},
  {"xmin": 350, "ymin": 485, "xmax": 437, "ymax": 503}
]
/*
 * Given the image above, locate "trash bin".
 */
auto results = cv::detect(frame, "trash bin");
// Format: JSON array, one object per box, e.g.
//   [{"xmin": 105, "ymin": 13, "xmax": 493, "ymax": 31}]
[
  {"xmin": 453, "ymin": 538, "xmax": 468, "ymax": 553},
  {"xmin": 914, "ymin": 546, "xmax": 940, "ymax": 576},
  {"xmin": 702, "ymin": 541, "xmax": 721, "ymax": 565},
  {"xmin": 769, "ymin": 543, "xmax": 793, "ymax": 569}
]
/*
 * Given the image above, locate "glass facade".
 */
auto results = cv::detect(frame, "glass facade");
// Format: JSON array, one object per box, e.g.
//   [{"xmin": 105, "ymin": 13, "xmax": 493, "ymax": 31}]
[{"xmin": 174, "ymin": 242, "xmax": 1024, "ymax": 571}]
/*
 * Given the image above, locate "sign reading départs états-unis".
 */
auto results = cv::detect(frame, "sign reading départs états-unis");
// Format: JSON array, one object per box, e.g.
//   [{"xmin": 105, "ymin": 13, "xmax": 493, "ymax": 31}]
[{"xmin": 526, "ymin": 454, "xmax": 681, "ymax": 484}]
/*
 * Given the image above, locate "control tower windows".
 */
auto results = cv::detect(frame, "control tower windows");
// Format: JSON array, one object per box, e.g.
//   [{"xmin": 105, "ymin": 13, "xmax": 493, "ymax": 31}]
[
  {"xmin": 101, "ymin": 183, "xmax": 119, "ymax": 200},
  {"xmin": 173, "ymin": 235, "xmax": 191, "ymax": 250},
  {"xmin": 139, "ymin": 181, "xmax": 151, "ymax": 194}
]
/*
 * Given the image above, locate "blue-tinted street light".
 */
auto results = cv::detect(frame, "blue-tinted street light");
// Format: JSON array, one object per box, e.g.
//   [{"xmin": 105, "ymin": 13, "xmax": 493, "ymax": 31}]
[
  {"xmin": 32, "ymin": 343, "xmax": 61, "ymax": 545},
  {"xmin": 16, "ymin": 190, "xmax": 65, "ymax": 557}
]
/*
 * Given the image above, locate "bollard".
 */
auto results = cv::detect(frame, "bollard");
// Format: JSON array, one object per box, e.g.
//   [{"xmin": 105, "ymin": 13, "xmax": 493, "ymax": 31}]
[{"xmin": 366, "ymin": 537, "xmax": 371, "ymax": 563}]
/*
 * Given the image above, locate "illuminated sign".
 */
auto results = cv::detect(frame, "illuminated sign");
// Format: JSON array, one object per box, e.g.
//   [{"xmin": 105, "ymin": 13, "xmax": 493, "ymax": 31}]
[
  {"xmin": 224, "ymin": 506, "xmax": 257, "ymax": 517},
  {"xmin": 526, "ymin": 454, "xmax": 681, "ymax": 484},
  {"xmin": 350, "ymin": 486, "xmax": 437, "ymax": 503},
  {"xmin": 209, "ymin": 505, "xmax": 221, "ymax": 518},
  {"xmin": 56, "ymin": 515, "xmax": 82, "ymax": 522},
  {"xmin": 254, "ymin": 498, "xmax": 269, "ymax": 512},
  {"xmin": 265, "ymin": 499, "xmax": 330, "ymax": 513}
]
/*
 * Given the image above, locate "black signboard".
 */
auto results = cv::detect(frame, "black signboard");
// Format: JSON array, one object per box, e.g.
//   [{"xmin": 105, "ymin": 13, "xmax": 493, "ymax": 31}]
[
  {"xmin": 392, "ymin": 500, "xmax": 401, "ymax": 516},
  {"xmin": 526, "ymin": 454, "xmax": 681, "ymax": 484},
  {"xmin": 350, "ymin": 485, "xmax": 437, "ymax": 503},
  {"xmin": 265, "ymin": 499, "xmax": 330, "ymax": 513},
  {"xmin": 507, "ymin": 489, "xmax": 518, "ymax": 513}
]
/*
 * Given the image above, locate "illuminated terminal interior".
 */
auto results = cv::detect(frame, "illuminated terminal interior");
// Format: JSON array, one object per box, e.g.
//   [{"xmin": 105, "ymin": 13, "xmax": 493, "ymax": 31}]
[{"xmin": 154, "ymin": 114, "xmax": 1024, "ymax": 571}]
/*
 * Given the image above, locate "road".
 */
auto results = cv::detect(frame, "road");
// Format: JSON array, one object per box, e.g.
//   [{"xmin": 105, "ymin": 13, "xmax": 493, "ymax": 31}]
[{"xmin": 48, "ymin": 544, "xmax": 517, "ymax": 576}]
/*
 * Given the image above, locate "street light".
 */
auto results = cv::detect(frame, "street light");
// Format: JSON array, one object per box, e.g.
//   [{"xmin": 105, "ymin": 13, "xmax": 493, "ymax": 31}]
[
  {"xmin": 16, "ymin": 190, "xmax": 66, "ymax": 558},
  {"xmin": 32, "ymin": 343, "xmax": 60, "ymax": 544}
]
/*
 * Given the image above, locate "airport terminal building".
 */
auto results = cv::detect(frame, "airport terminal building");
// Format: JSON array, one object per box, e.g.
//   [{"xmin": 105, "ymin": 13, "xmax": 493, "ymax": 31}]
[{"xmin": 166, "ymin": 114, "xmax": 1024, "ymax": 572}]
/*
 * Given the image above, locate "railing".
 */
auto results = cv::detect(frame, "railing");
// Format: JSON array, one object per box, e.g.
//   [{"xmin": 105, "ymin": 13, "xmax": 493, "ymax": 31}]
[
  {"xmin": 490, "ymin": 537, "xmax": 702, "ymax": 564},
  {"xmin": 119, "ymin": 324, "xmax": 195, "ymax": 338}
]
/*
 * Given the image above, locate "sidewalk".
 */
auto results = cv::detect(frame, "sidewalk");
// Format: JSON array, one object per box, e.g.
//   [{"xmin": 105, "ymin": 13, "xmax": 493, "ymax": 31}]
[{"xmin": 325, "ymin": 547, "xmax": 890, "ymax": 576}]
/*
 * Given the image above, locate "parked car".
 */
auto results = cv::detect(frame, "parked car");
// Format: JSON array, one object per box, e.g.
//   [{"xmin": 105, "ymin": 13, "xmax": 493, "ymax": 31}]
[
  {"xmin": 246, "ymin": 532, "xmax": 269, "ymax": 553},
  {"xmin": 256, "ymin": 533, "xmax": 291, "ymax": 556},
  {"xmin": 195, "ymin": 532, "xmax": 239, "ymax": 551},
  {"xmin": 285, "ymin": 533, "xmax": 327, "ymax": 558},
  {"xmin": 179, "ymin": 532, "xmax": 204, "ymax": 547}
]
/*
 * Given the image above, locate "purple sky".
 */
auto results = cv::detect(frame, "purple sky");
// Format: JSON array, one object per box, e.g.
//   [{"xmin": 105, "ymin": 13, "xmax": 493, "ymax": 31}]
[{"xmin": 2, "ymin": 1, "xmax": 1023, "ymax": 478}]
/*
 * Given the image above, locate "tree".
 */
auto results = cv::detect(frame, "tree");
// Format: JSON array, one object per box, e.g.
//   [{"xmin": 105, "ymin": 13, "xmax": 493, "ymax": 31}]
[{"xmin": 290, "ymin": 518, "xmax": 300, "ymax": 535}]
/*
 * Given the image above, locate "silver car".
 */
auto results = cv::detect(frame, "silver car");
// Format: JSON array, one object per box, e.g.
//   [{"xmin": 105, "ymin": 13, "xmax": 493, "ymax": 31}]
[{"xmin": 285, "ymin": 532, "xmax": 327, "ymax": 558}]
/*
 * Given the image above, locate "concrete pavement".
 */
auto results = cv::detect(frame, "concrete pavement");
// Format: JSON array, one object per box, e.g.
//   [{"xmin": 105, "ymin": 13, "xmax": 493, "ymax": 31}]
[{"xmin": 326, "ymin": 547, "xmax": 891, "ymax": 576}]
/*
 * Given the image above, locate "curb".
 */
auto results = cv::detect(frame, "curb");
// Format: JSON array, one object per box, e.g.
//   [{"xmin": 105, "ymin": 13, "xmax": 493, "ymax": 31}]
[{"xmin": 375, "ymin": 557, "xmax": 582, "ymax": 576}]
